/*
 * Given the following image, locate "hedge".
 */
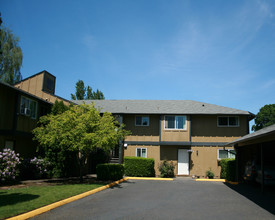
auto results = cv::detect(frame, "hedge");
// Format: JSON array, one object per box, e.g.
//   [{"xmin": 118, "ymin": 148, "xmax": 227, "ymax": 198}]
[
  {"xmin": 124, "ymin": 156, "xmax": 155, "ymax": 177},
  {"xmin": 220, "ymin": 159, "xmax": 236, "ymax": 181},
  {"xmin": 96, "ymin": 164, "xmax": 124, "ymax": 181}
]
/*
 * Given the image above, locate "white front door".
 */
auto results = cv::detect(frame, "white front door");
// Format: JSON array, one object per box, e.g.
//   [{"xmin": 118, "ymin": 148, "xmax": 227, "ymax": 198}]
[{"xmin": 178, "ymin": 149, "xmax": 189, "ymax": 175}]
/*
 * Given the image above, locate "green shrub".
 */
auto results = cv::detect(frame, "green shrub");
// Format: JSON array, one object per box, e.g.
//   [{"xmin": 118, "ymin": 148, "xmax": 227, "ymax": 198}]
[
  {"xmin": 220, "ymin": 159, "xmax": 236, "ymax": 181},
  {"xmin": 124, "ymin": 156, "xmax": 155, "ymax": 177},
  {"xmin": 226, "ymin": 160, "xmax": 236, "ymax": 181},
  {"xmin": 96, "ymin": 164, "xmax": 124, "ymax": 181},
  {"xmin": 206, "ymin": 168, "xmax": 215, "ymax": 179},
  {"xmin": 158, "ymin": 160, "xmax": 175, "ymax": 178}
]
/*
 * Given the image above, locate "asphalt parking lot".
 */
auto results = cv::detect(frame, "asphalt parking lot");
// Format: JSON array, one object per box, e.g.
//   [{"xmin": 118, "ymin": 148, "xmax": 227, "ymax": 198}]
[{"xmin": 32, "ymin": 178, "xmax": 275, "ymax": 220}]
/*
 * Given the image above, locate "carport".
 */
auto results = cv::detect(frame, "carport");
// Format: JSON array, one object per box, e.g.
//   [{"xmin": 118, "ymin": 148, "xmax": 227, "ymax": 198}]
[{"xmin": 227, "ymin": 124, "xmax": 275, "ymax": 193}]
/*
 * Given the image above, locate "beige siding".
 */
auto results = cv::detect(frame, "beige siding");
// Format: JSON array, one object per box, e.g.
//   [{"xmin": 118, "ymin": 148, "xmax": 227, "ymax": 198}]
[
  {"xmin": 190, "ymin": 146, "xmax": 235, "ymax": 178},
  {"xmin": 14, "ymin": 72, "xmax": 70, "ymax": 105},
  {"xmin": 124, "ymin": 145, "xmax": 160, "ymax": 176},
  {"xmin": 160, "ymin": 115, "xmax": 190, "ymax": 142},
  {"xmin": 191, "ymin": 115, "xmax": 248, "ymax": 143},
  {"xmin": 124, "ymin": 115, "xmax": 160, "ymax": 142}
]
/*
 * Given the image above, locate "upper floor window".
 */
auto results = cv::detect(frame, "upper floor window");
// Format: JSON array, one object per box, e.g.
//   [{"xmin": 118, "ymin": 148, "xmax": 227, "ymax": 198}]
[
  {"xmin": 43, "ymin": 73, "xmax": 55, "ymax": 94},
  {"xmin": 20, "ymin": 96, "xmax": 37, "ymax": 119},
  {"xmin": 218, "ymin": 116, "xmax": 239, "ymax": 127},
  {"xmin": 165, "ymin": 115, "xmax": 186, "ymax": 130},
  {"xmin": 218, "ymin": 149, "xmax": 236, "ymax": 159},
  {"xmin": 135, "ymin": 116, "xmax": 149, "ymax": 126}
]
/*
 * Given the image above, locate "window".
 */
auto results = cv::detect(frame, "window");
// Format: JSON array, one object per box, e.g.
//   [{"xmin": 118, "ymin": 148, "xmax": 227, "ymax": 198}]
[
  {"xmin": 135, "ymin": 116, "xmax": 149, "ymax": 126},
  {"xmin": 218, "ymin": 149, "xmax": 236, "ymax": 159},
  {"xmin": 165, "ymin": 116, "xmax": 186, "ymax": 130},
  {"xmin": 136, "ymin": 148, "xmax": 147, "ymax": 158},
  {"xmin": 218, "ymin": 116, "xmax": 239, "ymax": 127},
  {"xmin": 43, "ymin": 74, "xmax": 55, "ymax": 94},
  {"xmin": 20, "ymin": 96, "xmax": 37, "ymax": 119}
]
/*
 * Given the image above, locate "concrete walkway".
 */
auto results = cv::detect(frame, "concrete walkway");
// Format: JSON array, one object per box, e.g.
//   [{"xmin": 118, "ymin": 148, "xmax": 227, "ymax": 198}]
[{"xmin": 32, "ymin": 177, "xmax": 275, "ymax": 220}]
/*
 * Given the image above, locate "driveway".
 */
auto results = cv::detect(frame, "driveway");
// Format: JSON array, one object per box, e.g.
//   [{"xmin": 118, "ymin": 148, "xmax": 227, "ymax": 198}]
[{"xmin": 32, "ymin": 178, "xmax": 275, "ymax": 220}]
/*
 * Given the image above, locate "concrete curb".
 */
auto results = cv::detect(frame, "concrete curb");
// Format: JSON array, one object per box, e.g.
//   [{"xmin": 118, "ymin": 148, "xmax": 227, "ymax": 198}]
[
  {"xmin": 6, "ymin": 176, "xmax": 173, "ymax": 220},
  {"xmin": 194, "ymin": 179, "xmax": 239, "ymax": 185},
  {"xmin": 126, "ymin": 177, "xmax": 174, "ymax": 181},
  {"xmin": 195, "ymin": 179, "xmax": 226, "ymax": 182},
  {"xmin": 6, "ymin": 178, "xmax": 128, "ymax": 220}
]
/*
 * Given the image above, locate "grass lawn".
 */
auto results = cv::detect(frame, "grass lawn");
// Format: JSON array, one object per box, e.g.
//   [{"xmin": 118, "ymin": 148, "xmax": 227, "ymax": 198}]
[{"xmin": 0, "ymin": 183, "xmax": 105, "ymax": 219}]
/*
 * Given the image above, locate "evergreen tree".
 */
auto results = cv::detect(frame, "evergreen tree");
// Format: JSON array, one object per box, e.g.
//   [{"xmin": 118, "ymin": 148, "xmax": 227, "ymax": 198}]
[{"xmin": 71, "ymin": 80, "xmax": 104, "ymax": 100}]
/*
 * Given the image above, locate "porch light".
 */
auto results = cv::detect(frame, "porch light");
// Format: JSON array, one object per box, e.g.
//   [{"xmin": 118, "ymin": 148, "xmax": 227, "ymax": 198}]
[{"xmin": 187, "ymin": 150, "xmax": 193, "ymax": 153}]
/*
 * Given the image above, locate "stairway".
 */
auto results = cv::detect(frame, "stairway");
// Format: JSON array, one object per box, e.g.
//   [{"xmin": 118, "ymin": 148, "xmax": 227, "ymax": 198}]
[{"xmin": 109, "ymin": 157, "xmax": 119, "ymax": 164}]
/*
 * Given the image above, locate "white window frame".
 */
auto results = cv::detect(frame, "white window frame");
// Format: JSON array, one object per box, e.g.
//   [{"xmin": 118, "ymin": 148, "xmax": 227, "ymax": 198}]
[
  {"xmin": 136, "ymin": 148, "xmax": 147, "ymax": 158},
  {"xmin": 217, "ymin": 116, "xmax": 239, "ymax": 127},
  {"xmin": 164, "ymin": 115, "xmax": 187, "ymax": 130},
  {"xmin": 218, "ymin": 149, "xmax": 236, "ymax": 160},
  {"xmin": 135, "ymin": 116, "xmax": 149, "ymax": 126},
  {"xmin": 20, "ymin": 96, "xmax": 38, "ymax": 119}
]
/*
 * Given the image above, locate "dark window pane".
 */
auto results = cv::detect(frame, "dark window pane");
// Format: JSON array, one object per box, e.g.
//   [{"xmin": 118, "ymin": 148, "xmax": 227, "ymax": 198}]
[
  {"xmin": 176, "ymin": 116, "xmax": 185, "ymax": 129},
  {"xmin": 218, "ymin": 117, "xmax": 228, "ymax": 126},
  {"xmin": 166, "ymin": 116, "xmax": 175, "ymax": 129},
  {"xmin": 229, "ymin": 117, "xmax": 238, "ymax": 126},
  {"xmin": 136, "ymin": 116, "xmax": 142, "ymax": 126}
]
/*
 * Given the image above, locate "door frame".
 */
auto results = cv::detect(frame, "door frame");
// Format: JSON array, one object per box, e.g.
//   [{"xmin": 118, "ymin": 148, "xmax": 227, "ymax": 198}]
[{"xmin": 177, "ymin": 148, "xmax": 190, "ymax": 175}]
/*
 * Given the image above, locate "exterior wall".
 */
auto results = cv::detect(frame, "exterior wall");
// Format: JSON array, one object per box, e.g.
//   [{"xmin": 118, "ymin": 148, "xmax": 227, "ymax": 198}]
[
  {"xmin": 124, "ymin": 114, "xmax": 160, "ymax": 142},
  {"xmin": 0, "ymin": 84, "xmax": 16, "ymax": 130},
  {"xmin": 124, "ymin": 145, "xmax": 160, "ymax": 176},
  {"xmin": 122, "ymin": 114, "xmax": 249, "ymax": 178},
  {"xmin": 189, "ymin": 146, "xmax": 234, "ymax": 178},
  {"xmin": 160, "ymin": 145, "xmax": 179, "ymax": 175},
  {"xmin": 191, "ymin": 115, "xmax": 248, "ymax": 143},
  {"xmin": 160, "ymin": 115, "xmax": 190, "ymax": 142},
  {"xmin": 0, "ymin": 83, "xmax": 52, "ymax": 157},
  {"xmin": 14, "ymin": 72, "xmax": 70, "ymax": 105}
]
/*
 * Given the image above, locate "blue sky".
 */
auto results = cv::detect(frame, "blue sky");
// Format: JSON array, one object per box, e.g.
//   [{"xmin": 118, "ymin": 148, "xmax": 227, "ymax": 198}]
[{"xmin": 2, "ymin": 0, "xmax": 275, "ymax": 127}]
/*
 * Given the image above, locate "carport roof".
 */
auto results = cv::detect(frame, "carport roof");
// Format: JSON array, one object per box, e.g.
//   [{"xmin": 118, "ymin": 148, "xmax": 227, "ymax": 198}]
[
  {"xmin": 227, "ymin": 124, "xmax": 275, "ymax": 146},
  {"xmin": 72, "ymin": 100, "xmax": 254, "ymax": 117}
]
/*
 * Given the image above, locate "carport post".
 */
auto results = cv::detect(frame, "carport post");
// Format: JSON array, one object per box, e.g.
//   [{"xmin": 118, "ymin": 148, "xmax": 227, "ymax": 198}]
[
  {"xmin": 261, "ymin": 143, "xmax": 264, "ymax": 194},
  {"xmin": 235, "ymin": 145, "xmax": 239, "ymax": 182}
]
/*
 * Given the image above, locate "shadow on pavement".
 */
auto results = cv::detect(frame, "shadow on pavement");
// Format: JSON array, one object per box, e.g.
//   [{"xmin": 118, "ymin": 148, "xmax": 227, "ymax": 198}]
[
  {"xmin": 224, "ymin": 182, "xmax": 275, "ymax": 215},
  {"xmin": 109, "ymin": 180, "xmax": 136, "ymax": 189}
]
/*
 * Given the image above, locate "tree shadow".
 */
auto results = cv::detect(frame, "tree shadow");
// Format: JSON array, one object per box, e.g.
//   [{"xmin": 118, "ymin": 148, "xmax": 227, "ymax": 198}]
[
  {"xmin": 224, "ymin": 182, "xmax": 275, "ymax": 215},
  {"xmin": 109, "ymin": 180, "xmax": 136, "ymax": 189},
  {"xmin": 0, "ymin": 193, "xmax": 40, "ymax": 207}
]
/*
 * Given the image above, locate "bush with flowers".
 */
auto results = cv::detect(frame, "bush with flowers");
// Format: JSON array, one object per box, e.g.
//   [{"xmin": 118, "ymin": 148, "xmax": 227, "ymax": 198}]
[
  {"xmin": 20, "ymin": 157, "xmax": 50, "ymax": 180},
  {"xmin": 0, "ymin": 148, "xmax": 21, "ymax": 184}
]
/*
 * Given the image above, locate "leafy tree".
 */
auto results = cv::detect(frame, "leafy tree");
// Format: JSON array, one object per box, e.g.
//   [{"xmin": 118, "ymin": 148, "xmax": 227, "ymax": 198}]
[
  {"xmin": 0, "ymin": 16, "xmax": 23, "ymax": 85},
  {"xmin": 252, "ymin": 104, "xmax": 275, "ymax": 131},
  {"xmin": 33, "ymin": 104, "xmax": 129, "ymax": 179},
  {"xmin": 51, "ymin": 100, "xmax": 70, "ymax": 115},
  {"xmin": 71, "ymin": 80, "xmax": 105, "ymax": 100}
]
